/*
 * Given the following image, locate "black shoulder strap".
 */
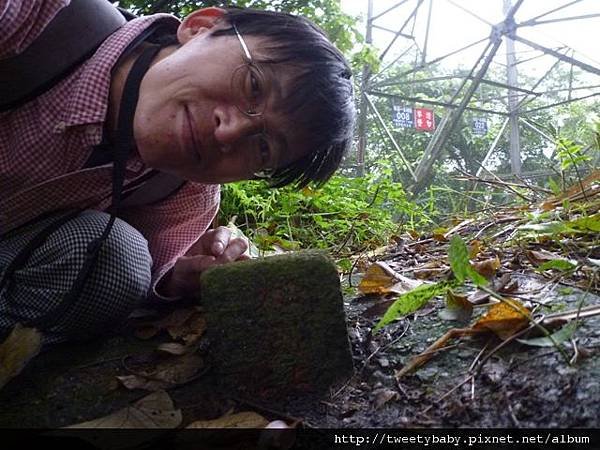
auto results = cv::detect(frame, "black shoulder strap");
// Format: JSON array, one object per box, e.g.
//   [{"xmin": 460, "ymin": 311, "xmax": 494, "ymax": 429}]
[{"xmin": 0, "ymin": 0, "xmax": 128, "ymax": 112}]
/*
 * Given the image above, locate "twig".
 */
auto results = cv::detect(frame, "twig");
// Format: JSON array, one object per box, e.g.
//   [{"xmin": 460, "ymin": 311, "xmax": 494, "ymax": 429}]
[
  {"xmin": 421, "ymin": 374, "xmax": 473, "ymax": 415},
  {"xmin": 504, "ymin": 390, "xmax": 521, "ymax": 427}
]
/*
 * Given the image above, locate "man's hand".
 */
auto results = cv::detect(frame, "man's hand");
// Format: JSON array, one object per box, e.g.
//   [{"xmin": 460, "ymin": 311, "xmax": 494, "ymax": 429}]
[{"xmin": 160, "ymin": 226, "xmax": 249, "ymax": 298}]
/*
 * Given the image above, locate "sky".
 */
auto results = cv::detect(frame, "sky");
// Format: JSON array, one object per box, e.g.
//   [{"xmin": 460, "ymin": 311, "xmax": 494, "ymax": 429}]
[{"xmin": 340, "ymin": 0, "xmax": 600, "ymax": 85}]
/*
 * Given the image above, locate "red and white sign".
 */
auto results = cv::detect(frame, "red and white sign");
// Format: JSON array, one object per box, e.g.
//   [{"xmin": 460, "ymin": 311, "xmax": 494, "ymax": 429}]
[{"xmin": 414, "ymin": 108, "xmax": 435, "ymax": 132}]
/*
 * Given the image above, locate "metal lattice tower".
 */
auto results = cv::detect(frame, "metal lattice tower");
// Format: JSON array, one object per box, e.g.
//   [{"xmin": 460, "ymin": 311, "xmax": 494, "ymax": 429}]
[{"xmin": 354, "ymin": 0, "xmax": 600, "ymax": 193}]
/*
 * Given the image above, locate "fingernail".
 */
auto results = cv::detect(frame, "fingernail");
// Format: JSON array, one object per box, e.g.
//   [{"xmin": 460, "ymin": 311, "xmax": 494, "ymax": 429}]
[{"xmin": 213, "ymin": 242, "xmax": 224, "ymax": 254}]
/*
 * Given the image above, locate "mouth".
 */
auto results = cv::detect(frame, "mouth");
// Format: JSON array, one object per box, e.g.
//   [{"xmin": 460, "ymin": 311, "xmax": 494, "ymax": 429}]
[{"xmin": 183, "ymin": 104, "xmax": 202, "ymax": 163}]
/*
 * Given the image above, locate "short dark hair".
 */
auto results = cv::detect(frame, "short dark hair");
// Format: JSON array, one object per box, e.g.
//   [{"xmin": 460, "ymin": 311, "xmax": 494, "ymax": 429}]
[{"xmin": 212, "ymin": 8, "xmax": 356, "ymax": 188}]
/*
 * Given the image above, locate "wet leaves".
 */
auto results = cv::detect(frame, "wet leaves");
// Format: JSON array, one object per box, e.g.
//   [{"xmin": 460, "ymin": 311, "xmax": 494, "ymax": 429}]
[
  {"xmin": 67, "ymin": 390, "xmax": 182, "ymax": 428},
  {"xmin": 117, "ymin": 354, "xmax": 204, "ymax": 391},
  {"xmin": 186, "ymin": 411, "xmax": 269, "ymax": 428},
  {"xmin": 473, "ymin": 299, "xmax": 530, "ymax": 340},
  {"xmin": 139, "ymin": 307, "xmax": 206, "ymax": 342}
]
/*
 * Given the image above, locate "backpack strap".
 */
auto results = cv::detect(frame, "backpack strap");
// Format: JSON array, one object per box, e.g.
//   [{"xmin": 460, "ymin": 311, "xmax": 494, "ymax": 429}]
[{"xmin": 0, "ymin": 0, "xmax": 127, "ymax": 111}]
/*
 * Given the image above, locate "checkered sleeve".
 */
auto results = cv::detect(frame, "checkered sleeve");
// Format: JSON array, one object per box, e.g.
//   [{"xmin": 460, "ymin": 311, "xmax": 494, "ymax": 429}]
[
  {"xmin": 118, "ymin": 181, "xmax": 221, "ymax": 302},
  {"xmin": 0, "ymin": 0, "xmax": 69, "ymax": 58}
]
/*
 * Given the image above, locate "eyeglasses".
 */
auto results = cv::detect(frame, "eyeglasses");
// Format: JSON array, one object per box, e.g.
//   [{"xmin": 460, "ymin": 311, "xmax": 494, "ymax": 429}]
[{"xmin": 232, "ymin": 24, "xmax": 277, "ymax": 179}]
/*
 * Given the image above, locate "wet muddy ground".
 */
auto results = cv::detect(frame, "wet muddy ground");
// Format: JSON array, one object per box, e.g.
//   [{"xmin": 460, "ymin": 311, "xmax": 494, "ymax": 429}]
[{"xmin": 305, "ymin": 273, "xmax": 600, "ymax": 428}]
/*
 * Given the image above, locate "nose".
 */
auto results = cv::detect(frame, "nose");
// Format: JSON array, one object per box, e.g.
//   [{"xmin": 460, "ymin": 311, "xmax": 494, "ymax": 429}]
[{"xmin": 213, "ymin": 105, "xmax": 261, "ymax": 152}]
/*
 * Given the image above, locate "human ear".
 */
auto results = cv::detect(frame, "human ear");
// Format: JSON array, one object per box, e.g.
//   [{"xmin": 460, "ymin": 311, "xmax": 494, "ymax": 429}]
[{"xmin": 177, "ymin": 7, "xmax": 226, "ymax": 44}]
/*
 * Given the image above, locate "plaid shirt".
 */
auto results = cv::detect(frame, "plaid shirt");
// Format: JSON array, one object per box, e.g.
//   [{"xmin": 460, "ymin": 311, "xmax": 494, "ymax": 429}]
[{"xmin": 0, "ymin": 1, "xmax": 221, "ymax": 299}]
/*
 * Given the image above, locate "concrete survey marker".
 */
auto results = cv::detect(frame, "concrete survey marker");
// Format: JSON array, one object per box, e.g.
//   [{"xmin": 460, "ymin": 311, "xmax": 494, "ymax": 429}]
[{"xmin": 200, "ymin": 250, "xmax": 354, "ymax": 404}]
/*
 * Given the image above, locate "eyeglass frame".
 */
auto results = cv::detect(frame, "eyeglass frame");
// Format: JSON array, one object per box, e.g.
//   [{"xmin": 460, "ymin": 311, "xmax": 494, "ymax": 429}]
[{"xmin": 231, "ymin": 23, "xmax": 277, "ymax": 179}]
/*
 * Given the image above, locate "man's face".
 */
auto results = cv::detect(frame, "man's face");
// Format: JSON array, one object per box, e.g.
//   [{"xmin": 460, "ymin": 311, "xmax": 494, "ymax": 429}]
[{"xmin": 134, "ymin": 11, "xmax": 308, "ymax": 184}]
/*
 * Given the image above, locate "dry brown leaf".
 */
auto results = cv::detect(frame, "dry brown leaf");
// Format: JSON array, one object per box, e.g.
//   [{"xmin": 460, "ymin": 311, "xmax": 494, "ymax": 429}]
[
  {"xmin": 467, "ymin": 289, "xmax": 491, "ymax": 305},
  {"xmin": 134, "ymin": 307, "xmax": 206, "ymax": 345},
  {"xmin": 526, "ymin": 249, "xmax": 562, "ymax": 266},
  {"xmin": 358, "ymin": 262, "xmax": 397, "ymax": 295},
  {"xmin": 373, "ymin": 388, "xmax": 399, "ymax": 409},
  {"xmin": 358, "ymin": 262, "xmax": 421, "ymax": 295},
  {"xmin": 472, "ymin": 256, "xmax": 501, "ymax": 278},
  {"xmin": 0, "ymin": 324, "xmax": 42, "ymax": 389},
  {"xmin": 67, "ymin": 390, "xmax": 181, "ymax": 428},
  {"xmin": 171, "ymin": 314, "xmax": 207, "ymax": 345},
  {"xmin": 473, "ymin": 298, "xmax": 531, "ymax": 340},
  {"xmin": 468, "ymin": 240, "xmax": 482, "ymax": 259},
  {"xmin": 117, "ymin": 354, "xmax": 204, "ymax": 391},
  {"xmin": 187, "ymin": 411, "xmax": 269, "ymax": 428},
  {"xmin": 407, "ymin": 230, "xmax": 420, "ymax": 240},
  {"xmin": 413, "ymin": 267, "xmax": 447, "ymax": 280}
]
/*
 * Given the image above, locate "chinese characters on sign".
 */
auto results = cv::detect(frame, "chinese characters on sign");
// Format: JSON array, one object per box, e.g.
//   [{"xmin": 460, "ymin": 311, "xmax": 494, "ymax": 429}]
[
  {"xmin": 414, "ymin": 108, "xmax": 435, "ymax": 131},
  {"xmin": 391, "ymin": 102, "xmax": 436, "ymax": 132},
  {"xmin": 392, "ymin": 105, "xmax": 414, "ymax": 128},
  {"xmin": 472, "ymin": 118, "xmax": 488, "ymax": 136}
]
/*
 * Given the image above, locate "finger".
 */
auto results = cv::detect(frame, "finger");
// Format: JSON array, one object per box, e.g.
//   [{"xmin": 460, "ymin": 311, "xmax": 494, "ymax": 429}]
[
  {"xmin": 177, "ymin": 254, "xmax": 217, "ymax": 274},
  {"xmin": 210, "ymin": 226, "xmax": 232, "ymax": 256},
  {"xmin": 216, "ymin": 237, "xmax": 248, "ymax": 264}
]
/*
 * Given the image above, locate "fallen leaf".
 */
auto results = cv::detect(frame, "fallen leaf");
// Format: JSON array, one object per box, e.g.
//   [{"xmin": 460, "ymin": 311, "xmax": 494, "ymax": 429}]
[
  {"xmin": 473, "ymin": 299, "xmax": 531, "ymax": 340},
  {"xmin": 373, "ymin": 388, "xmax": 399, "ymax": 409},
  {"xmin": 413, "ymin": 267, "xmax": 448, "ymax": 280},
  {"xmin": 407, "ymin": 230, "xmax": 420, "ymax": 240},
  {"xmin": 117, "ymin": 354, "xmax": 204, "ymax": 391},
  {"xmin": 432, "ymin": 227, "xmax": 448, "ymax": 242},
  {"xmin": 472, "ymin": 256, "xmax": 501, "ymax": 278},
  {"xmin": 526, "ymin": 249, "xmax": 562, "ymax": 265},
  {"xmin": 358, "ymin": 262, "xmax": 397, "ymax": 295},
  {"xmin": 517, "ymin": 321, "xmax": 578, "ymax": 348},
  {"xmin": 134, "ymin": 307, "xmax": 206, "ymax": 346},
  {"xmin": 375, "ymin": 281, "xmax": 455, "ymax": 331},
  {"xmin": 67, "ymin": 390, "xmax": 181, "ymax": 428},
  {"xmin": 187, "ymin": 411, "xmax": 269, "ymax": 428},
  {"xmin": 358, "ymin": 262, "xmax": 422, "ymax": 295},
  {"xmin": 467, "ymin": 289, "xmax": 491, "ymax": 305},
  {"xmin": 156, "ymin": 342, "xmax": 188, "ymax": 355},
  {"xmin": 439, "ymin": 290, "xmax": 473, "ymax": 323},
  {"xmin": 468, "ymin": 240, "xmax": 482, "ymax": 259},
  {"xmin": 0, "ymin": 324, "xmax": 42, "ymax": 389}
]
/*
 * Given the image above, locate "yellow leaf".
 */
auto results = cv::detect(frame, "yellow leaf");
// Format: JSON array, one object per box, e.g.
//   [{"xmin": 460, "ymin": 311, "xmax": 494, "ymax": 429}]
[
  {"xmin": 468, "ymin": 240, "xmax": 482, "ymax": 259},
  {"xmin": 358, "ymin": 262, "xmax": 422, "ymax": 295},
  {"xmin": 187, "ymin": 411, "xmax": 269, "ymax": 428},
  {"xmin": 0, "ymin": 324, "xmax": 42, "ymax": 389},
  {"xmin": 358, "ymin": 262, "xmax": 396, "ymax": 295},
  {"xmin": 473, "ymin": 299, "xmax": 530, "ymax": 340},
  {"xmin": 432, "ymin": 230, "xmax": 448, "ymax": 242},
  {"xmin": 67, "ymin": 390, "xmax": 181, "ymax": 428}
]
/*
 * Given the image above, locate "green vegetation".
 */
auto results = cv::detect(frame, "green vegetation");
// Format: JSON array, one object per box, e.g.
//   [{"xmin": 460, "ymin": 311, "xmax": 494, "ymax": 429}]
[{"xmin": 220, "ymin": 164, "xmax": 430, "ymax": 255}]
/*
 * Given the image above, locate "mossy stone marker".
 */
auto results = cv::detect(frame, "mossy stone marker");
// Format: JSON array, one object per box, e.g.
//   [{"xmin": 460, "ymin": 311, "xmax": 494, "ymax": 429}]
[{"xmin": 200, "ymin": 250, "xmax": 353, "ymax": 404}]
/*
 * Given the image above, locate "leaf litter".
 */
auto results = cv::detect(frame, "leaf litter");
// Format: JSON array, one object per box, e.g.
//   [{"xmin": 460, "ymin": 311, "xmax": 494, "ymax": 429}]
[
  {"xmin": 327, "ymin": 170, "xmax": 600, "ymax": 427},
  {"xmin": 1, "ymin": 171, "xmax": 599, "ymax": 432}
]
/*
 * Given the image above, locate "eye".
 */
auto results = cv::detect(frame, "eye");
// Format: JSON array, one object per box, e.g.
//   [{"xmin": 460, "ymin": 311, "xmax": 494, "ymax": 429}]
[{"xmin": 249, "ymin": 71, "xmax": 261, "ymax": 98}]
